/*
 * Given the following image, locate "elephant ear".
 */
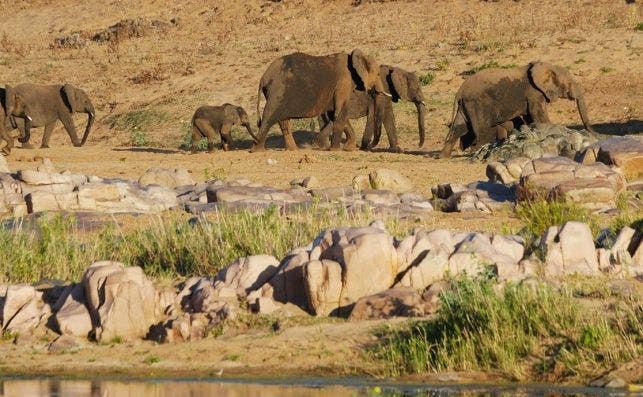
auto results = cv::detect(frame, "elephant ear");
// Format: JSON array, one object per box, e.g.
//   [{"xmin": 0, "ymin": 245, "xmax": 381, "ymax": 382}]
[
  {"xmin": 62, "ymin": 83, "xmax": 79, "ymax": 112},
  {"xmin": 529, "ymin": 62, "xmax": 561, "ymax": 102},
  {"xmin": 235, "ymin": 106, "xmax": 248, "ymax": 119},
  {"xmin": 4, "ymin": 85, "xmax": 14, "ymax": 111},
  {"xmin": 350, "ymin": 49, "xmax": 373, "ymax": 90},
  {"xmin": 390, "ymin": 68, "xmax": 409, "ymax": 103}
]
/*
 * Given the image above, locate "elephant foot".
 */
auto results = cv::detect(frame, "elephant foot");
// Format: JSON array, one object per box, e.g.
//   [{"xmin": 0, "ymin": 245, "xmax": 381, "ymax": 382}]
[
  {"xmin": 249, "ymin": 144, "xmax": 266, "ymax": 153},
  {"xmin": 389, "ymin": 146, "xmax": 403, "ymax": 153},
  {"xmin": 329, "ymin": 146, "xmax": 342, "ymax": 152},
  {"xmin": 21, "ymin": 142, "xmax": 34, "ymax": 149},
  {"xmin": 343, "ymin": 145, "xmax": 358, "ymax": 152},
  {"xmin": 285, "ymin": 144, "xmax": 298, "ymax": 151}
]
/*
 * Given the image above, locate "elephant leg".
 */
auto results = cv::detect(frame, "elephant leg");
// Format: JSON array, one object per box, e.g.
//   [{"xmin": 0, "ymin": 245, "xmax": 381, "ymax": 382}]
[
  {"xmin": 381, "ymin": 101, "xmax": 401, "ymax": 152},
  {"xmin": 220, "ymin": 124, "xmax": 233, "ymax": 151},
  {"xmin": 191, "ymin": 126, "xmax": 202, "ymax": 153},
  {"xmin": 59, "ymin": 113, "xmax": 82, "ymax": 147},
  {"xmin": 40, "ymin": 123, "xmax": 57, "ymax": 149},
  {"xmin": 343, "ymin": 120, "xmax": 357, "ymax": 151},
  {"xmin": 361, "ymin": 111, "xmax": 375, "ymax": 150},
  {"xmin": 495, "ymin": 121, "xmax": 513, "ymax": 141},
  {"xmin": 528, "ymin": 99, "xmax": 551, "ymax": 125},
  {"xmin": 315, "ymin": 114, "xmax": 332, "ymax": 149},
  {"xmin": 278, "ymin": 120, "xmax": 298, "ymax": 151},
  {"xmin": 194, "ymin": 119, "xmax": 217, "ymax": 152},
  {"xmin": 0, "ymin": 129, "xmax": 13, "ymax": 156}
]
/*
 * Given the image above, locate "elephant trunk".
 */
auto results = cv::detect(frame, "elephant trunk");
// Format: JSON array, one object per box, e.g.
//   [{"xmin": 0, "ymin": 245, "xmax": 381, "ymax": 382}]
[
  {"xmin": 244, "ymin": 122, "xmax": 259, "ymax": 143},
  {"xmin": 574, "ymin": 95, "xmax": 597, "ymax": 137},
  {"xmin": 17, "ymin": 116, "xmax": 32, "ymax": 144},
  {"xmin": 416, "ymin": 101, "xmax": 426, "ymax": 148},
  {"xmin": 80, "ymin": 108, "xmax": 95, "ymax": 146}
]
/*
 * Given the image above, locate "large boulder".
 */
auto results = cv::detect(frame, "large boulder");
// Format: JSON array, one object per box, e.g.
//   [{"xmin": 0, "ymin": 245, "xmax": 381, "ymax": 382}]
[
  {"xmin": 304, "ymin": 226, "xmax": 400, "ymax": 316},
  {"xmin": 349, "ymin": 287, "xmax": 426, "ymax": 320},
  {"xmin": 76, "ymin": 181, "xmax": 178, "ymax": 213},
  {"xmin": 540, "ymin": 222, "xmax": 599, "ymax": 277},
  {"xmin": 594, "ymin": 136, "xmax": 643, "ymax": 181},
  {"xmin": 1, "ymin": 285, "xmax": 42, "ymax": 334},
  {"xmin": 262, "ymin": 247, "xmax": 310, "ymax": 310},
  {"xmin": 53, "ymin": 284, "xmax": 92, "ymax": 338},
  {"xmin": 216, "ymin": 255, "xmax": 280, "ymax": 298},
  {"xmin": 516, "ymin": 156, "xmax": 626, "ymax": 211},
  {"xmin": 368, "ymin": 169, "xmax": 413, "ymax": 193},
  {"xmin": 138, "ymin": 167, "xmax": 195, "ymax": 189},
  {"xmin": 82, "ymin": 261, "xmax": 158, "ymax": 342}
]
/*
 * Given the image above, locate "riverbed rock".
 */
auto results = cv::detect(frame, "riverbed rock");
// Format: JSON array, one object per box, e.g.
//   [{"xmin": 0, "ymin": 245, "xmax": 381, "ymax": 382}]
[
  {"xmin": 53, "ymin": 284, "xmax": 92, "ymax": 338},
  {"xmin": 82, "ymin": 261, "xmax": 158, "ymax": 342},
  {"xmin": 516, "ymin": 156, "xmax": 625, "ymax": 211},
  {"xmin": 1, "ymin": 285, "xmax": 42, "ymax": 334},
  {"xmin": 263, "ymin": 247, "xmax": 310, "ymax": 310},
  {"xmin": 595, "ymin": 136, "xmax": 643, "ymax": 181},
  {"xmin": 540, "ymin": 222, "xmax": 599, "ymax": 277},
  {"xmin": 216, "ymin": 255, "xmax": 280, "ymax": 298},
  {"xmin": 368, "ymin": 169, "xmax": 413, "ymax": 193},
  {"xmin": 138, "ymin": 167, "xmax": 194, "ymax": 189},
  {"xmin": 349, "ymin": 287, "xmax": 425, "ymax": 320}
]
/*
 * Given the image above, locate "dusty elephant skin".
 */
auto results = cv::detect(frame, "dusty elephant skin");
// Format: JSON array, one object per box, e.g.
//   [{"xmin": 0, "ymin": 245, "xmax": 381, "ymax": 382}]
[
  {"xmin": 317, "ymin": 65, "xmax": 427, "ymax": 152},
  {"xmin": 0, "ymin": 88, "xmax": 33, "ymax": 155},
  {"xmin": 4, "ymin": 83, "xmax": 95, "ymax": 149},
  {"xmin": 254, "ymin": 49, "xmax": 388, "ymax": 152},
  {"xmin": 190, "ymin": 103, "xmax": 258, "ymax": 153},
  {"xmin": 440, "ymin": 61, "xmax": 596, "ymax": 158}
]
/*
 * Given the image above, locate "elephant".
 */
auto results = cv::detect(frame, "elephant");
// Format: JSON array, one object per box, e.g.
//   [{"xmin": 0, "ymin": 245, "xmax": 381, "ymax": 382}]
[
  {"xmin": 7, "ymin": 83, "xmax": 95, "ymax": 149},
  {"xmin": 317, "ymin": 65, "xmax": 427, "ymax": 152},
  {"xmin": 439, "ymin": 61, "xmax": 596, "ymax": 158},
  {"xmin": 254, "ymin": 49, "xmax": 389, "ymax": 152},
  {"xmin": 0, "ymin": 87, "xmax": 32, "ymax": 155},
  {"xmin": 190, "ymin": 103, "xmax": 258, "ymax": 152}
]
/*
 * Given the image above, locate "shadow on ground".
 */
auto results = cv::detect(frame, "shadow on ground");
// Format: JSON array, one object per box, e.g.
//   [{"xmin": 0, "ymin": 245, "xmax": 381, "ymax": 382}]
[{"xmin": 570, "ymin": 120, "xmax": 642, "ymax": 136}]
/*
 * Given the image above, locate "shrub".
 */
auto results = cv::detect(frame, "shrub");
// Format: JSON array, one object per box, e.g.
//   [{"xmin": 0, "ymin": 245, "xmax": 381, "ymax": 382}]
[
  {"xmin": 418, "ymin": 72, "xmax": 435, "ymax": 86},
  {"xmin": 372, "ymin": 277, "xmax": 641, "ymax": 381},
  {"xmin": 462, "ymin": 61, "xmax": 517, "ymax": 76},
  {"xmin": 515, "ymin": 199, "xmax": 599, "ymax": 241}
]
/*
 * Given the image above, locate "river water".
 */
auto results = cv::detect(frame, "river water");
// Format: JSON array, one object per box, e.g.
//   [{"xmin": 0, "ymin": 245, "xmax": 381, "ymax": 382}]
[{"xmin": 0, "ymin": 377, "xmax": 631, "ymax": 396}]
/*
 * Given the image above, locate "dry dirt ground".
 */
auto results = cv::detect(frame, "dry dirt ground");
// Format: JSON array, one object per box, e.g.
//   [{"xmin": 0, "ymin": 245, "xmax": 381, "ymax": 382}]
[{"xmin": 0, "ymin": 0, "xmax": 641, "ymax": 381}]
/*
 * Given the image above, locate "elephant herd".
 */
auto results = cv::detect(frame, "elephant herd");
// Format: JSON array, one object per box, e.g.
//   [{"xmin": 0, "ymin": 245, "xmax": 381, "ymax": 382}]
[{"xmin": 0, "ymin": 48, "xmax": 595, "ymax": 158}]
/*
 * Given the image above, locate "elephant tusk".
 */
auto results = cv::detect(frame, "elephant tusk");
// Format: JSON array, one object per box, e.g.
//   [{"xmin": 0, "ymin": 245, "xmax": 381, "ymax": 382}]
[
  {"xmin": 89, "ymin": 112, "xmax": 95, "ymax": 118},
  {"xmin": 420, "ymin": 101, "xmax": 426, "ymax": 106},
  {"xmin": 26, "ymin": 116, "xmax": 32, "ymax": 122},
  {"xmin": 379, "ymin": 91, "xmax": 392, "ymax": 98}
]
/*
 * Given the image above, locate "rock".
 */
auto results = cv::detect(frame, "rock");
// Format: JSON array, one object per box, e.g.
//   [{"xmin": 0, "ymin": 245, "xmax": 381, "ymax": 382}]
[
  {"xmin": 303, "ymin": 259, "xmax": 344, "ymax": 316},
  {"xmin": 290, "ymin": 176, "xmax": 321, "ymax": 189},
  {"xmin": 77, "ymin": 181, "xmax": 177, "ymax": 213},
  {"xmin": 516, "ymin": 156, "xmax": 626, "ymax": 210},
  {"xmin": 395, "ymin": 251, "xmax": 449, "ymax": 291},
  {"xmin": 349, "ymin": 287, "xmax": 425, "ymax": 320},
  {"xmin": 216, "ymin": 255, "xmax": 280, "ymax": 297},
  {"xmin": 0, "ymin": 156, "xmax": 10, "ymax": 173},
  {"xmin": 558, "ymin": 221, "xmax": 599, "ymax": 274},
  {"xmin": 25, "ymin": 191, "xmax": 79, "ymax": 213},
  {"xmin": 53, "ymin": 284, "xmax": 92, "ymax": 338},
  {"xmin": 265, "ymin": 248, "xmax": 310, "ymax": 310},
  {"xmin": 611, "ymin": 226, "xmax": 636, "ymax": 256},
  {"xmin": 253, "ymin": 297, "xmax": 282, "ymax": 314},
  {"xmin": 431, "ymin": 183, "xmax": 467, "ymax": 200},
  {"xmin": 595, "ymin": 136, "xmax": 643, "ymax": 181},
  {"xmin": 486, "ymin": 161, "xmax": 515, "ymax": 184},
  {"xmin": 17, "ymin": 170, "xmax": 73, "ymax": 185},
  {"xmin": 362, "ymin": 189, "xmax": 400, "ymax": 206},
  {"xmin": 1, "ymin": 285, "xmax": 39, "ymax": 332},
  {"xmin": 352, "ymin": 174, "xmax": 371, "ymax": 191},
  {"xmin": 82, "ymin": 261, "xmax": 157, "ymax": 342},
  {"xmin": 138, "ymin": 167, "xmax": 194, "ymax": 189},
  {"xmin": 310, "ymin": 186, "xmax": 356, "ymax": 201},
  {"xmin": 491, "ymin": 235, "xmax": 525, "ymax": 263},
  {"xmin": 504, "ymin": 156, "xmax": 531, "ymax": 179},
  {"xmin": 421, "ymin": 281, "xmax": 450, "ymax": 314},
  {"xmin": 369, "ymin": 169, "xmax": 413, "ymax": 193}
]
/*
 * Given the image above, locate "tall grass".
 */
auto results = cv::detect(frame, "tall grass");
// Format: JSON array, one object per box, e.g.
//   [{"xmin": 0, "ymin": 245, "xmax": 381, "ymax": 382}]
[
  {"xmin": 515, "ymin": 199, "xmax": 600, "ymax": 241},
  {"xmin": 373, "ymin": 277, "xmax": 642, "ymax": 381},
  {"xmin": 0, "ymin": 206, "xmax": 406, "ymax": 284}
]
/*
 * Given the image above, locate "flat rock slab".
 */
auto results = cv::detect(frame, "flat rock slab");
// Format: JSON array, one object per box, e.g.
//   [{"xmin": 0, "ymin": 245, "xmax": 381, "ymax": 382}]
[{"xmin": 595, "ymin": 136, "xmax": 643, "ymax": 181}]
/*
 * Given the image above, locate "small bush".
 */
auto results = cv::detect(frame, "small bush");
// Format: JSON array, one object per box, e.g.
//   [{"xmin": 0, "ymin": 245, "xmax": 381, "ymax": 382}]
[
  {"xmin": 418, "ymin": 72, "xmax": 435, "ymax": 86},
  {"xmin": 129, "ymin": 130, "xmax": 151, "ymax": 146},
  {"xmin": 599, "ymin": 66, "xmax": 613, "ymax": 74},
  {"xmin": 143, "ymin": 355, "xmax": 161, "ymax": 364},
  {"xmin": 107, "ymin": 109, "xmax": 169, "ymax": 131},
  {"xmin": 515, "ymin": 199, "xmax": 599, "ymax": 241},
  {"xmin": 636, "ymin": 22, "xmax": 643, "ymax": 31}
]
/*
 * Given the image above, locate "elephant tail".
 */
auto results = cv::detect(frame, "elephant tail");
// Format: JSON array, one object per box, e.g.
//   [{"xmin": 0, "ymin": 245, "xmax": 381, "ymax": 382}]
[{"xmin": 256, "ymin": 83, "xmax": 263, "ymax": 128}]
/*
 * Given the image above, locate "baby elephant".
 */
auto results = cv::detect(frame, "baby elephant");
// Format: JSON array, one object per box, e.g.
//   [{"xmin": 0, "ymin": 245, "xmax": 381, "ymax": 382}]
[
  {"xmin": 1, "ymin": 90, "xmax": 32, "ymax": 155},
  {"xmin": 190, "ymin": 103, "xmax": 257, "ymax": 153}
]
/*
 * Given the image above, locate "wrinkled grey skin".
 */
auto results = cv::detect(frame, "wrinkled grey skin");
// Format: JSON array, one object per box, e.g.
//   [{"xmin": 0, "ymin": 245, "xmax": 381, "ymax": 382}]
[
  {"xmin": 7, "ymin": 83, "xmax": 95, "ymax": 149},
  {"xmin": 191, "ymin": 103, "xmax": 257, "ymax": 152},
  {"xmin": 0, "ymin": 87, "xmax": 32, "ymax": 155},
  {"xmin": 440, "ymin": 61, "xmax": 596, "ymax": 158},
  {"xmin": 255, "ymin": 49, "xmax": 388, "ymax": 152},
  {"xmin": 318, "ymin": 65, "xmax": 426, "ymax": 152}
]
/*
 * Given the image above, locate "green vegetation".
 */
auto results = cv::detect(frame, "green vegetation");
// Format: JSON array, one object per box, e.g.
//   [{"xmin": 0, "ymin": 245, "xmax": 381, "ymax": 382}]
[
  {"xmin": 599, "ymin": 66, "xmax": 614, "ymax": 74},
  {"xmin": 143, "ymin": 355, "xmax": 161, "ymax": 364},
  {"xmin": 106, "ymin": 109, "xmax": 169, "ymax": 147},
  {"xmin": 636, "ymin": 22, "xmax": 643, "ymax": 31},
  {"xmin": 515, "ymin": 199, "xmax": 599, "ymax": 241},
  {"xmin": 462, "ymin": 61, "xmax": 517, "ymax": 76},
  {"xmin": 373, "ymin": 277, "xmax": 641, "ymax": 381},
  {"xmin": 418, "ymin": 72, "xmax": 436, "ymax": 86},
  {"xmin": 0, "ymin": 206, "xmax": 406, "ymax": 284},
  {"xmin": 129, "ymin": 130, "xmax": 151, "ymax": 147}
]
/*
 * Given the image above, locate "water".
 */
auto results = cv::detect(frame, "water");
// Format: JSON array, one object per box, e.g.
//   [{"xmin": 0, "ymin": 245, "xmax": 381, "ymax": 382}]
[{"xmin": 0, "ymin": 377, "xmax": 633, "ymax": 397}]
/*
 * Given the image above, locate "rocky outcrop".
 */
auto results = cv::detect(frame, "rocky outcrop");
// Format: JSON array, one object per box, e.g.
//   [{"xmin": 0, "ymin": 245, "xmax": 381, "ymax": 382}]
[
  {"xmin": 431, "ymin": 181, "xmax": 514, "ymax": 213},
  {"xmin": 515, "ymin": 156, "xmax": 626, "ymax": 211},
  {"xmin": 138, "ymin": 167, "xmax": 195, "ymax": 189},
  {"xmin": 349, "ymin": 287, "xmax": 427, "ymax": 320}
]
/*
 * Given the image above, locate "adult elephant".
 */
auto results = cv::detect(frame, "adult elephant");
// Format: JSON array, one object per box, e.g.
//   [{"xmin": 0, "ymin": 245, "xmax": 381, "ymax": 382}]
[
  {"xmin": 7, "ymin": 83, "xmax": 95, "ymax": 149},
  {"xmin": 318, "ymin": 65, "xmax": 426, "ymax": 152},
  {"xmin": 439, "ymin": 61, "xmax": 596, "ymax": 158},
  {"xmin": 254, "ymin": 49, "xmax": 389, "ymax": 151}
]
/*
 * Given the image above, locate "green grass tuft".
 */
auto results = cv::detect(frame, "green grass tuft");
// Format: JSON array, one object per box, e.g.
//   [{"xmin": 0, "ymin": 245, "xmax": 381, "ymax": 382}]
[
  {"xmin": 372, "ymin": 277, "xmax": 641, "ymax": 381},
  {"xmin": 418, "ymin": 72, "xmax": 436, "ymax": 86},
  {"xmin": 462, "ymin": 61, "xmax": 517, "ymax": 76},
  {"xmin": 515, "ymin": 199, "xmax": 599, "ymax": 241}
]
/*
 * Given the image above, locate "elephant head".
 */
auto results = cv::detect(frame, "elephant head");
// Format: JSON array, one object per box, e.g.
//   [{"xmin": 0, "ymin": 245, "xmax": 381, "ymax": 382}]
[
  {"xmin": 529, "ymin": 62, "xmax": 596, "ymax": 134},
  {"xmin": 387, "ymin": 66, "xmax": 427, "ymax": 147},
  {"xmin": 62, "ymin": 83, "xmax": 95, "ymax": 146},
  {"xmin": 349, "ymin": 49, "xmax": 388, "ymax": 98},
  {"xmin": 235, "ymin": 105, "xmax": 258, "ymax": 143}
]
